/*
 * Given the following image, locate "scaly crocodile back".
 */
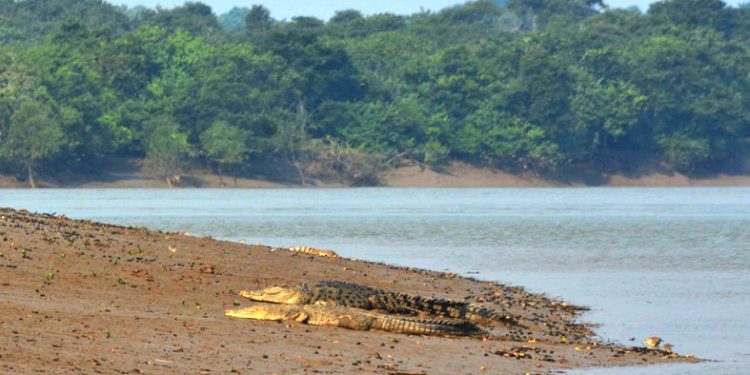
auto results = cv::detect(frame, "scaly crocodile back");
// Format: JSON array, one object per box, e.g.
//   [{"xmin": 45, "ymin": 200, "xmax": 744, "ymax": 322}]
[
  {"xmin": 313, "ymin": 280, "xmax": 517, "ymax": 326},
  {"xmin": 306, "ymin": 280, "xmax": 376, "ymax": 308}
]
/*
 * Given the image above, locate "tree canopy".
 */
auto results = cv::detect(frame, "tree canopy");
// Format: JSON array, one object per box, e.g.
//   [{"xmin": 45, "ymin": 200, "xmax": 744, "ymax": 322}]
[{"xmin": 0, "ymin": 0, "xmax": 748, "ymax": 185}]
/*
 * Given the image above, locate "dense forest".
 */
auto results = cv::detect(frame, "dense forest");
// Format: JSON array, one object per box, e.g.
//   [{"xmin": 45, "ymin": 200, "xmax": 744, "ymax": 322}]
[{"xmin": 0, "ymin": 0, "xmax": 749, "ymax": 186}]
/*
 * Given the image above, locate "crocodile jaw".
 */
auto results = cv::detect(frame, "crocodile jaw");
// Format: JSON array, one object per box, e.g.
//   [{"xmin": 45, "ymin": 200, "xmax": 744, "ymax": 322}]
[
  {"xmin": 239, "ymin": 286, "xmax": 306, "ymax": 304},
  {"xmin": 225, "ymin": 305, "xmax": 307, "ymax": 321},
  {"xmin": 225, "ymin": 306, "xmax": 285, "ymax": 320}
]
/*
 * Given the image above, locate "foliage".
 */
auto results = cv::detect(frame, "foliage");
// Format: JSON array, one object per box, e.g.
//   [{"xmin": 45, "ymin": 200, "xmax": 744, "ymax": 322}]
[
  {"xmin": 245, "ymin": 5, "xmax": 274, "ymax": 39},
  {"xmin": 136, "ymin": 2, "xmax": 219, "ymax": 36},
  {"xmin": 0, "ymin": 0, "xmax": 130, "ymax": 42},
  {"xmin": 0, "ymin": 0, "xmax": 748, "ymax": 184},
  {"xmin": 0, "ymin": 99, "xmax": 64, "ymax": 187},
  {"xmin": 200, "ymin": 120, "xmax": 249, "ymax": 173},
  {"xmin": 142, "ymin": 115, "xmax": 193, "ymax": 186},
  {"xmin": 1, "ymin": 100, "xmax": 64, "ymax": 161}
]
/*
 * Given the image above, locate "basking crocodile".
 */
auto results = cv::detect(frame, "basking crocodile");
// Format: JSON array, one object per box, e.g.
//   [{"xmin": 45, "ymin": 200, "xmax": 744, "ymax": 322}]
[
  {"xmin": 239, "ymin": 280, "xmax": 519, "ymax": 326},
  {"xmin": 287, "ymin": 246, "xmax": 339, "ymax": 258},
  {"xmin": 225, "ymin": 303, "xmax": 483, "ymax": 336}
]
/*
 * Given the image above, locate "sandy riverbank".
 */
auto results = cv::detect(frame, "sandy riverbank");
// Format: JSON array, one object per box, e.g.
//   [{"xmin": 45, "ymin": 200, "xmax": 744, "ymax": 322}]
[
  {"xmin": 383, "ymin": 163, "xmax": 750, "ymax": 187},
  {"xmin": 1, "ymin": 161, "xmax": 749, "ymax": 188},
  {"xmin": 0, "ymin": 208, "xmax": 697, "ymax": 373}
]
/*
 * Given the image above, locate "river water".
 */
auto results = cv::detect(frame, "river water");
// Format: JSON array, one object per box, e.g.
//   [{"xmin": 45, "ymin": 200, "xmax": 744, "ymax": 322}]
[{"xmin": 1, "ymin": 188, "xmax": 748, "ymax": 374}]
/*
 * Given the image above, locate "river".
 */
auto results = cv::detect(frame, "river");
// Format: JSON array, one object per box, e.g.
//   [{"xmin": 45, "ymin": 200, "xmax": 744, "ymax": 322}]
[{"xmin": 1, "ymin": 187, "xmax": 748, "ymax": 374}]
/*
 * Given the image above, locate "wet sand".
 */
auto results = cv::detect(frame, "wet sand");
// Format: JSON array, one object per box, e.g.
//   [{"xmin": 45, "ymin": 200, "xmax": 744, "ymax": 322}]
[{"xmin": 0, "ymin": 208, "xmax": 697, "ymax": 374}]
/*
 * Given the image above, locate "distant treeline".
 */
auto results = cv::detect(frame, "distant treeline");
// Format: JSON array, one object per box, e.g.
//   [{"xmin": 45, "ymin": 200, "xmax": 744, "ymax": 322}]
[{"xmin": 0, "ymin": 0, "xmax": 749, "ymax": 186}]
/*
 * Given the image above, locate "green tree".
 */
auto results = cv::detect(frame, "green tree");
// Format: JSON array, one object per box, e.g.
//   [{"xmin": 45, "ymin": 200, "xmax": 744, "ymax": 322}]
[
  {"xmin": 0, "ymin": 0, "xmax": 748, "ymax": 185},
  {"xmin": 140, "ymin": 2, "xmax": 218, "ymax": 35},
  {"xmin": 330, "ymin": 10, "xmax": 364, "ymax": 24},
  {"xmin": 461, "ymin": 106, "xmax": 561, "ymax": 170},
  {"xmin": 142, "ymin": 116, "xmax": 193, "ymax": 187},
  {"xmin": 571, "ymin": 69, "xmax": 646, "ymax": 164},
  {"xmin": 260, "ymin": 16, "xmax": 363, "ymax": 107},
  {"xmin": 168, "ymin": 42, "xmax": 283, "ymax": 146},
  {"xmin": 25, "ymin": 22, "xmax": 133, "ymax": 163},
  {"xmin": 0, "ymin": 100, "xmax": 65, "ymax": 188},
  {"xmin": 656, "ymin": 133, "xmax": 711, "ymax": 173},
  {"xmin": 0, "ymin": 0, "xmax": 130, "ymax": 42},
  {"xmin": 624, "ymin": 31, "xmax": 750, "ymax": 171},
  {"xmin": 328, "ymin": 12, "xmax": 405, "ymax": 38},
  {"xmin": 245, "ymin": 5, "xmax": 273, "ymax": 38},
  {"xmin": 647, "ymin": 0, "xmax": 729, "ymax": 33},
  {"xmin": 200, "ymin": 121, "xmax": 248, "ymax": 185}
]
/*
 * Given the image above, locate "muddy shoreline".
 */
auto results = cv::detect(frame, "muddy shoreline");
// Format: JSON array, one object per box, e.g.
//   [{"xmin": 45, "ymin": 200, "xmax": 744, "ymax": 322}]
[
  {"xmin": 1, "ymin": 161, "xmax": 749, "ymax": 188},
  {"xmin": 0, "ymin": 208, "xmax": 697, "ymax": 373}
]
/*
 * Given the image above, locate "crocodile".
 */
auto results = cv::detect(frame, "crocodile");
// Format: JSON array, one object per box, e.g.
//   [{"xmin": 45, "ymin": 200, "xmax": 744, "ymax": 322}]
[
  {"xmin": 225, "ymin": 303, "xmax": 483, "ymax": 336},
  {"xmin": 239, "ymin": 280, "xmax": 519, "ymax": 326},
  {"xmin": 286, "ymin": 246, "xmax": 339, "ymax": 258}
]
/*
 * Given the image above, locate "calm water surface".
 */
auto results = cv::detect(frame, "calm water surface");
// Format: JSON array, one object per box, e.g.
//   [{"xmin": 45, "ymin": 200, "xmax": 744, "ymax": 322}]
[{"xmin": 1, "ymin": 188, "xmax": 748, "ymax": 374}]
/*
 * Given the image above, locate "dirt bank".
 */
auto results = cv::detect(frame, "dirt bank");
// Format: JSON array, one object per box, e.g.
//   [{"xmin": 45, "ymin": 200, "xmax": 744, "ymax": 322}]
[
  {"xmin": 383, "ymin": 163, "xmax": 750, "ymax": 187},
  {"xmin": 0, "ymin": 208, "xmax": 697, "ymax": 374},
  {"xmin": 1, "ymin": 160, "xmax": 749, "ymax": 188}
]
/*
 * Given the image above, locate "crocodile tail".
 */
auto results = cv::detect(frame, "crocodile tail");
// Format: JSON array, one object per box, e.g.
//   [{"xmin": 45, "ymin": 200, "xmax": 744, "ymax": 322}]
[
  {"xmin": 373, "ymin": 315, "xmax": 482, "ymax": 337},
  {"xmin": 466, "ymin": 304, "xmax": 520, "ymax": 326}
]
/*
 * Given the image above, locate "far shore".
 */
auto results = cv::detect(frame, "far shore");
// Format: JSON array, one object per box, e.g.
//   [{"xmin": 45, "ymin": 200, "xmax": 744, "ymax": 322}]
[{"xmin": 1, "ymin": 161, "xmax": 749, "ymax": 188}]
